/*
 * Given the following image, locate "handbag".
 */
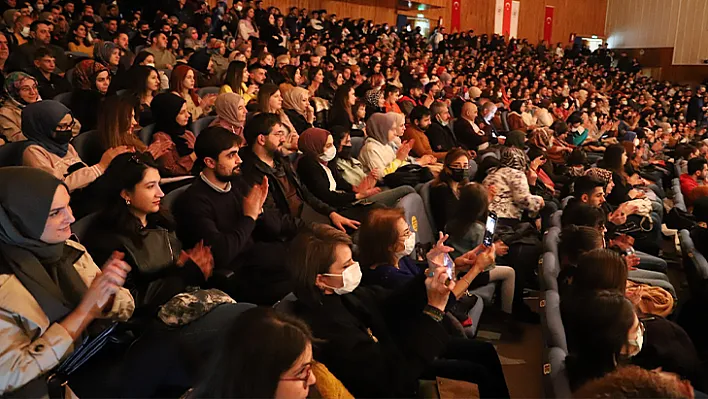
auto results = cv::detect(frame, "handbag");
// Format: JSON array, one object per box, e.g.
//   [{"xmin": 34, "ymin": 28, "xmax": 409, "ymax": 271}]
[{"xmin": 382, "ymin": 164, "xmax": 433, "ymax": 188}]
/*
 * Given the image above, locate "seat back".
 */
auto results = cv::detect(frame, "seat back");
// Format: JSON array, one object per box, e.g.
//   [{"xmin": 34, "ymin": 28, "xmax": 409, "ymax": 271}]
[
  {"xmin": 543, "ymin": 346, "xmax": 571, "ymax": 399},
  {"xmin": 139, "ymin": 124, "xmax": 156, "ymax": 144},
  {"xmin": 539, "ymin": 251, "xmax": 560, "ymax": 292},
  {"xmin": 71, "ymin": 212, "xmax": 99, "ymax": 242},
  {"xmin": 540, "ymin": 290, "xmax": 567, "ymax": 351},
  {"xmin": 397, "ymin": 193, "xmax": 435, "ymax": 248},
  {"xmin": 198, "ymin": 86, "xmax": 220, "ymax": 98},
  {"xmin": 190, "ymin": 116, "xmax": 217, "ymax": 137},
  {"xmin": 54, "ymin": 91, "xmax": 73, "ymax": 106},
  {"xmin": 273, "ymin": 292, "xmax": 298, "ymax": 314},
  {"xmin": 674, "ymin": 191, "xmax": 687, "ymax": 212},
  {"xmin": 560, "ymin": 195, "xmax": 574, "ymax": 209},
  {"xmin": 0, "ymin": 141, "xmax": 29, "ymax": 166},
  {"xmin": 543, "ymin": 226, "xmax": 561, "ymax": 259},
  {"xmin": 350, "ymin": 136, "xmax": 365, "ymax": 159},
  {"xmin": 162, "ymin": 184, "xmax": 191, "ymax": 211},
  {"xmin": 679, "ymin": 229, "xmax": 708, "ymax": 296},
  {"xmin": 70, "ymin": 130, "xmax": 103, "ymax": 165},
  {"xmin": 116, "ymin": 89, "xmax": 128, "ymax": 97},
  {"xmin": 550, "ymin": 210, "xmax": 562, "ymax": 228},
  {"xmin": 500, "ymin": 110, "xmax": 510, "ymax": 132},
  {"xmin": 417, "ymin": 181, "xmax": 437, "ymax": 233}
]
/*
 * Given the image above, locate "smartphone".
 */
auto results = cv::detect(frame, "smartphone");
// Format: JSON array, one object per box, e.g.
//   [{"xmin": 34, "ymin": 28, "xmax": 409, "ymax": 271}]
[
  {"xmin": 442, "ymin": 253, "xmax": 455, "ymax": 281},
  {"xmin": 483, "ymin": 212, "xmax": 498, "ymax": 247}
]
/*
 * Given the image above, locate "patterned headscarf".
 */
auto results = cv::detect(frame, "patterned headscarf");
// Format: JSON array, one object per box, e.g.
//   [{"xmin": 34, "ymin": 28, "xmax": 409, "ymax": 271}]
[
  {"xmin": 585, "ymin": 167, "xmax": 613, "ymax": 185},
  {"xmin": 4, "ymin": 72, "xmax": 39, "ymax": 107},
  {"xmin": 500, "ymin": 147, "xmax": 527, "ymax": 171},
  {"xmin": 93, "ymin": 41, "xmax": 119, "ymax": 72},
  {"xmin": 529, "ymin": 128, "xmax": 552, "ymax": 151},
  {"xmin": 365, "ymin": 89, "xmax": 382, "ymax": 109},
  {"xmin": 72, "ymin": 59, "xmax": 109, "ymax": 91}
]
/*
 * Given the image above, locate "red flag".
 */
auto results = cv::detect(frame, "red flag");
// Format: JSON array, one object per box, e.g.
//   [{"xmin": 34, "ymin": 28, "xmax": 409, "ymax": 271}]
[
  {"xmin": 451, "ymin": 0, "xmax": 461, "ymax": 32},
  {"xmin": 543, "ymin": 6, "xmax": 554, "ymax": 43},
  {"xmin": 502, "ymin": 0, "xmax": 512, "ymax": 36}
]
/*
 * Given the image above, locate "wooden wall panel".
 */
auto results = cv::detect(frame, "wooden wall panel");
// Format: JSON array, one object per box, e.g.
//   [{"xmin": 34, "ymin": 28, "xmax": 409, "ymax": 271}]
[
  {"xmin": 605, "ymin": 0, "xmax": 680, "ymax": 48},
  {"xmin": 517, "ymin": 0, "xmax": 607, "ymax": 44},
  {"xmin": 673, "ymin": 0, "xmax": 708, "ymax": 65}
]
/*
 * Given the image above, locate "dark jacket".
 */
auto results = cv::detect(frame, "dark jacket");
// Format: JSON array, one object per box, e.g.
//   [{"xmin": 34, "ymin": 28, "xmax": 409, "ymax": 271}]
[
  {"xmin": 426, "ymin": 120, "xmax": 460, "ymax": 152},
  {"xmin": 240, "ymin": 150, "xmax": 336, "ymax": 220},
  {"xmin": 27, "ymin": 67, "xmax": 72, "ymax": 101},
  {"xmin": 82, "ymin": 217, "xmax": 204, "ymax": 316},
  {"xmin": 327, "ymin": 105, "xmax": 354, "ymax": 130},
  {"xmin": 7, "ymin": 40, "xmax": 69, "ymax": 72},
  {"xmin": 293, "ymin": 273, "xmax": 449, "ymax": 398},
  {"xmin": 454, "ymin": 117, "xmax": 492, "ymax": 151},
  {"xmin": 296, "ymin": 154, "xmax": 356, "ymax": 209},
  {"xmin": 428, "ymin": 182, "xmax": 459, "ymax": 232},
  {"xmin": 70, "ymin": 89, "xmax": 104, "ymax": 132},
  {"xmin": 284, "ymin": 108, "xmax": 313, "ymax": 134}
]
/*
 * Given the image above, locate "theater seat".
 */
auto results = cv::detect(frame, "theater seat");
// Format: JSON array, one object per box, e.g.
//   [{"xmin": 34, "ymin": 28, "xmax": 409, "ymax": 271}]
[
  {"xmin": 139, "ymin": 124, "xmax": 156, "ymax": 144},
  {"xmin": 550, "ymin": 210, "xmax": 562, "ymax": 228},
  {"xmin": 197, "ymin": 86, "xmax": 220, "ymax": 98},
  {"xmin": 273, "ymin": 292, "xmax": 298, "ymax": 314},
  {"xmin": 54, "ymin": 91, "xmax": 73, "ymax": 106},
  {"xmin": 679, "ymin": 229, "xmax": 708, "ymax": 297},
  {"xmin": 71, "ymin": 130, "xmax": 102, "ymax": 165},
  {"xmin": 539, "ymin": 252, "xmax": 560, "ymax": 292},
  {"xmin": 163, "ymin": 184, "xmax": 191, "ymax": 211},
  {"xmin": 543, "ymin": 227, "xmax": 561, "ymax": 259},
  {"xmin": 417, "ymin": 181, "xmax": 438, "ymax": 233},
  {"xmin": 0, "ymin": 141, "xmax": 29, "ymax": 166},
  {"xmin": 72, "ymin": 212, "xmax": 99, "ymax": 242},
  {"xmin": 543, "ymin": 346, "xmax": 571, "ymax": 399},
  {"xmin": 397, "ymin": 192, "xmax": 435, "ymax": 248},
  {"xmin": 350, "ymin": 136, "xmax": 364, "ymax": 159},
  {"xmin": 190, "ymin": 116, "xmax": 217, "ymax": 137},
  {"xmin": 540, "ymin": 290, "xmax": 567, "ymax": 351}
]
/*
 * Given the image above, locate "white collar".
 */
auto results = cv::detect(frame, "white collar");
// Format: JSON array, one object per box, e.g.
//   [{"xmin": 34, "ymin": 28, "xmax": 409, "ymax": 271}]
[{"xmin": 200, "ymin": 172, "xmax": 231, "ymax": 193}]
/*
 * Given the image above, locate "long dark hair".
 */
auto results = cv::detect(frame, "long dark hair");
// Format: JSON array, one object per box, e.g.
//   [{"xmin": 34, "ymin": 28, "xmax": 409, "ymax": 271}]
[
  {"xmin": 602, "ymin": 143, "xmax": 627, "ymax": 179},
  {"xmin": 126, "ymin": 65, "xmax": 159, "ymax": 100},
  {"xmin": 573, "ymin": 248, "xmax": 628, "ymax": 295},
  {"xmin": 224, "ymin": 60, "xmax": 247, "ymax": 91},
  {"xmin": 564, "ymin": 291, "xmax": 636, "ymax": 391},
  {"xmin": 331, "ymin": 83, "xmax": 354, "ymax": 123},
  {"xmin": 280, "ymin": 65, "xmax": 300, "ymax": 86},
  {"xmin": 195, "ymin": 307, "xmax": 315, "ymax": 398},
  {"xmin": 94, "ymin": 152, "xmax": 173, "ymax": 247},
  {"xmin": 447, "ymin": 183, "xmax": 489, "ymax": 238},
  {"xmin": 432, "ymin": 148, "xmax": 469, "ymax": 189},
  {"xmin": 68, "ymin": 21, "xmax": 91, "ymax": 47}
]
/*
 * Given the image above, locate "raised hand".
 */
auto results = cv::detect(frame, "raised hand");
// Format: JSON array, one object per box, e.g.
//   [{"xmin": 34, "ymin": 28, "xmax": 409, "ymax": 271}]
[
  {"xmin": 185, "ymin": 240, "xmax": 214, "ymax": 279},
  {"xmin": 243, "ymin": 177, "xmax": 269, "ymax": 220}
]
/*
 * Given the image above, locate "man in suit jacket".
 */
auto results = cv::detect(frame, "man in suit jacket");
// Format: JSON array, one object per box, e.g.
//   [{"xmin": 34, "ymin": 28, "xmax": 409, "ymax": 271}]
[
  {"xmin": 426, "ymin": 101, "xmax": 460, "ymax": 153},
  {"xmin": 454, "ymin": 102, "xmax": 497, "ymax": 151},
  {"xmin": 476, "ymin": 101, "xmax": 505, "ymax": 145}
]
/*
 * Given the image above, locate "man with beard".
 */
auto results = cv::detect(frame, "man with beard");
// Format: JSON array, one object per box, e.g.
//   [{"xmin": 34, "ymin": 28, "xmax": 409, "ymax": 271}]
[
  {"xmin": 239, "ymin": 113, "xmax": 360, "ymax": 233},
  {"xmin": 454, "ymin": 102, "xmax": 498, "ymax": 151},
  {"xmin": 403, "ymin": 105, "xmax": 446, "ymax": 161},
  {"xmin": 398, "ymin": 81, "xmax": 424, "ymax": 115},
  {"xmin": 174, "ymin": 126, "xmax": 301, "ymax": 305},
  {"xmin": 113, "ymin": 32, "xmax": 134, "ymax": 70}
]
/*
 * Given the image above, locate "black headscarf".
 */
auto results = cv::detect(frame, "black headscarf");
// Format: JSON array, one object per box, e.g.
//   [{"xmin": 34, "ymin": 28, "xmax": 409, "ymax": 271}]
[
  {"xmin": 22, "ymin": 100, "xmax": 73, "ymax": 157},
  {"xmin": 0, "ymin": 167, "xmax": 87, "ymax": 323},
  {"xmin": 152, "ymin": 93, "xmax": 191, "ymax": 156},
  {"xmin": 505, "ymin": 130, "xmax": 526, "ymax": 150},
  {"xmin": 188, "ymin": 48, "xmax": 212, "ymax": 75}
]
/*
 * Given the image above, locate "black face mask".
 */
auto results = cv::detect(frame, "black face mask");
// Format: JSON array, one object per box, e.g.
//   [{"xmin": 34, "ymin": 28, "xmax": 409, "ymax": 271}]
[
  {"xmin": 53, "ymin": 129, "xmax": 73, "ymax": 144},
  {"xmin": 338, "ymin": 145, "xmax": 352, "ymax": 159},
  {"xmin": 140, "ymin": 29, "xmax": 150, "ymax": 35},
  {"xmin": 449, "ymin": 167, "xmax": 468, "ymax": 182}
]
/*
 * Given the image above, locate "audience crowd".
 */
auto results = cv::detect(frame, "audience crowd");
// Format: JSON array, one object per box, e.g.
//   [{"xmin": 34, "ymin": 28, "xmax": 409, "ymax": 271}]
[{"xmin": 0, "ymin": 0, "xmax": 708, "ymax": 397}]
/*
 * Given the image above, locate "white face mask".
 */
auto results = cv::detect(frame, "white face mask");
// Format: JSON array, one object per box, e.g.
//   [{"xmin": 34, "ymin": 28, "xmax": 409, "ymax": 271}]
[
  {"xmin": 145, "ymin": 62, "xmax": 156, "ymax": 68},
  {"xmin": 236, "ymin": 5, "xmax": 243, "ymax": 11},
  {"xmin": 626, "ymin": 324, "xmax": 644, "ymax": 357},
  {"xmin": 320, "ymin": 146, "xmax": 336, "ymax": 162},
  {"xmin": 20, "ymin": 26, "xmax": 30, "ymax": 37},
  {"xmin": 323, "ymin": 262, "xmax": 362, "ymax": 295},
  {"xmin": 397, "ymin": 232, "xmax": 416, "ymax": 257},
  {"xmin": 591, "ymin": 116, "xmax": 598, "ymax": 124}
]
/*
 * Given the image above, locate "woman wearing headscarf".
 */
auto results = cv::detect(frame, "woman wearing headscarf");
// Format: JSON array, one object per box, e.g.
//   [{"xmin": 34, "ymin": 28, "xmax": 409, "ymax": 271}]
[
  {"xmin": 483, "ymin": 146, "xmax": 544, "ymax": 221},
  {"xmin": 208, "ymin": 39, "xmax": 229, "ymax": 83},
  {"xmin": 358, "ymin": 112, "xmax": 413, "ymax": 178},
  {"xmin": 187, "ymin": 49, "xmax": 221, "ymax": 88},
  {"xmin": 282, "ymin": 87, "xmax": 314, "ymax": 134},
  {"xmin": 504, "ymin": 129, "xmax": 526, "ymax": 150},
  {"xmin": 183, "ymin": 27, "xmax": 205, "ymax": 50},
  {"xmin": 0, "ymin": 72, "xmax": 40, "ymax": 142},
  {"xmin": 93, "ymin": 41, "xmax": 120, "ymax": 75},
  {"xmin": 364, "ymin": 88, "xmax": 385, "ymax": 119},
  {"xmin": 209, "ymin": 92, "xmax": 246, "ymax": 140},
  {"xmin": 0, "ymin": 167, "xmax": 135, "ymax": 397},
  {"xmin": 150, "ymin": 93, "xmax": 196, "ymax": 176},
  {"xmin": 528, "ymin": 127, "xmax": 571, "ymax": 165},
  {"xmin": 70, "ymin": 60, "xmax": 111, "ymax": 132},
  {"xmin": 21, "ymin": 100, "xmax": 130, "ymax": 192},
  {"xmin": 507, "ymin": 99, "xmax": 532, "ymax": 132}
]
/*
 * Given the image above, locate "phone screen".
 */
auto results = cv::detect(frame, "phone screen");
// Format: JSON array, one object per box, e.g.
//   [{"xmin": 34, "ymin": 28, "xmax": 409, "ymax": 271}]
[
  {"xmin": 443, "ymin": 253, "xmax": 455, "ymax": 281},
  {"xmin": 483, "ymin": 212, "xmax": 498, "ymax": 247}
]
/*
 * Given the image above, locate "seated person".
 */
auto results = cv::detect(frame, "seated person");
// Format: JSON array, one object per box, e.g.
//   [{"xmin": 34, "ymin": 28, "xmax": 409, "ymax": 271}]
[
  {"xmin": 239, "ymin": 113, "xmax": 359, "ymax": 231},
  {"xmin": 196, "ymin": 307, "xmax": 349, "ymax": 399},
  {"xmin": 282, "ymin": 87, "xmax": 314, "ymax": 134},
  {"xmin": 0, "ymin": 72, "xmax": 41, "ymax": 142},
  {"xmin": 426, "ymin": 101, "xmax": 460, "ymax": 154},
  {"xmin": 22, "ymin": 100, "xmax": 130, "ymax": 193},
  {"xmin": 691, "ymin": 196, "xmax": 708, "ymax": 256},
  {"xmin": 358, "ymin": 112, "xmax": 413, "ymax": 178},
  {"xmin": 290, "ymin": 224, "xmax": 510, "ymax": 398},
  {"xmin": 575, "ymin": 366, "xmax": 696, "ymax": 399},
  {"xmin": 403, "ymin": 105, "xmax": 447, "ymax": 161},
  {"xmin": 557, "ymin": 225, "xmax": 606, "ymax": 297},
  {"xmin": 563, "ymin": 290, "xmax": 650, "ymax": 392},
  {"xmin": 150, "ymin": 93, "xmax": 197, "ymax": 176},
  {"xmin": 174, "ymin": 126, "xmax": 299, "ymax": 305},
  {"xmin": 169, "ymin": 64, "xmax": 216, "ymax": 121},
  {"xmin": 82, "ymin": 153, "xmax": 213, "ymax": 315},
  {"xmin": 429, "ymin": 148, "xmax": 470, "ymax": 232},
  {"xmin": 0, "ymin": 167, "xmax": 189, "ymax": 398},
  {"xmin": 209, "ymin": 92, "xmax": 246, "ymax": 141},
  {"xmin": 70, "ymin": 59, "xmax": 111, "ymax": 133},
  {"xmin": 566, "ymin": 249, "xmax": 702, "ymax": 391},
  {"xmin": 28, "ymin": 48, "xmax": 71, "ymax": 101},
  {"xmin": 680, "ymin": 157, "xmax": 707, "ymax": 199}
]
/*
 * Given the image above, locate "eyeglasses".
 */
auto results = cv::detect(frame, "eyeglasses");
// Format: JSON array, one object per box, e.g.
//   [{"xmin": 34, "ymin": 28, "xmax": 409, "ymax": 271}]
[
  {"xmin": 280, "ymin": 362, "xmax": 313, "ymax": 389},
  {"xmin": 56, "ymin": 117, "xmax": 76, "ymax": 131}
]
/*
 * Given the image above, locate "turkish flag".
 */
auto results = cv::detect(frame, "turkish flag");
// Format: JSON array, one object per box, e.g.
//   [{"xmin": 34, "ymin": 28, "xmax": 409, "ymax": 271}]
[
  {"xmin": 502, "ymin": 0, "xmax": 512, "ymax": 36},
  {"xmin": 451, "ymin": 0, "xmax": 461, "ymax": 32},
  {"xmin": 544, "ymin": 6, "xmax": 554, "ymax": 43}
]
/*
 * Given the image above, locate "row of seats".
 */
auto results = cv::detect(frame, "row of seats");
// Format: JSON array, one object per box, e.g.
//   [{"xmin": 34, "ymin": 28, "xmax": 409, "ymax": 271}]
[{"xmin": 52, "ymin": 86, "xmax": 220, "ymax": 108}]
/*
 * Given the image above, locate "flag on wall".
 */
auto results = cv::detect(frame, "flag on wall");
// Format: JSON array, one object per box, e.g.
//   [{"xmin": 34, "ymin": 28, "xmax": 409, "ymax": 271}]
[
  {"xmin": 510, "ymin": 1, "xmax": 520, "ymax": 38},
  {"xmin": 502, "ymin": 0, "xmax": 512, "ymax": 36},
  {"xmin": 544, "ymin": 5, "xmax": 554, "ymax": 43},
  {"xmin": 494, "ymin": 0, "xmax": 504, "ymax": 34},
  {"xmin": 451, "ymin": 0, "xmax": 461, "ymax": 32}
]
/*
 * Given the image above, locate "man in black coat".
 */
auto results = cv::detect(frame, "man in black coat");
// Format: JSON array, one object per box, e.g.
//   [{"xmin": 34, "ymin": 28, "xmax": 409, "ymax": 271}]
[
  {"xmin": 174, "ymin": 127, "xmax": 301, "ymax": 305},
  {"xmin": 240, "ymin": 113, "xmax": 360, "ymax": 232},
  {"xmin": 687, "ymin": 85, "xmax": 707, "ymax": 123},
  {"xmin": 426, "ymin": 100, "xmax": 461, "ymax": 153},
  {"xmin": 7, "ymin": 21, "xmax": 68, "ymax": 72}
]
